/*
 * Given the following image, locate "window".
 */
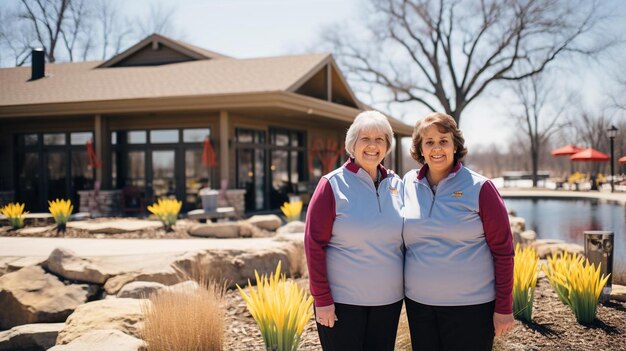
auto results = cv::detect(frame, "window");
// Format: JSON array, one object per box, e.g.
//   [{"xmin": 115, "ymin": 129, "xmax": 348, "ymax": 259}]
[
  {"xmin": 44, "ymin": 133, "xmax": 66, "ymax": 145},
  {"xmin": 150, "ymin": 129, "xmax": 178, "ymax": 144},
  {"xmin": 183, "ymin": 128, "xmax": 210, "ymax": 143}
]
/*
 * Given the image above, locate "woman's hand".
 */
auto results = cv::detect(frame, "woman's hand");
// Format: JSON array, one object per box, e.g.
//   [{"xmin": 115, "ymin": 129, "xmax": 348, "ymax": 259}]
[
  {"xmin": 493, "ymin": 312, "xmax": 515, "ymax": 336},
  {"xmin": 315, "ymin": 304, "xmax": 338, "ymax": 328}
]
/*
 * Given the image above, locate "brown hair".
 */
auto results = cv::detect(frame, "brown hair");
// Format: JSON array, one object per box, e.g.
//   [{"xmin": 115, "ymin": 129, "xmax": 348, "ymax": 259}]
[{"xmin": 410, "ymin": 112, "xmax": 468, "ymax": 165}]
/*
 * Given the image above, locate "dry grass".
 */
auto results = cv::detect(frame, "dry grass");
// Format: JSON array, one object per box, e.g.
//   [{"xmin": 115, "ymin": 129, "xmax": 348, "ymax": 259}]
[{"xmin": 141, "ymin": 282, "xmax": 225, "ymax": 351}]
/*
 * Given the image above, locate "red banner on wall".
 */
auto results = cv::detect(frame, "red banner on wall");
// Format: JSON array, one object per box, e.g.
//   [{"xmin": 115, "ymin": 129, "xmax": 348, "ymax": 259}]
[{"xmin": 86, "ymin": 140, "xmax": 102, "ymax": 168}]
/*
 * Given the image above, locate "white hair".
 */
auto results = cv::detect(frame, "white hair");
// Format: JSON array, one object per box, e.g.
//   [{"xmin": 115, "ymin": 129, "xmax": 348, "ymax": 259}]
[{"xmin": 344, "ymin": 110, "xmax": 394, "ymax": 158}]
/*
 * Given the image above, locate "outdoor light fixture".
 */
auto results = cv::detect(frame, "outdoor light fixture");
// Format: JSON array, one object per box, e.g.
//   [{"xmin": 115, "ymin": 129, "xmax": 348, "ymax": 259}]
[{"xmin": 607, "ymin": 125, "xmax": 618, "ymax": 193}]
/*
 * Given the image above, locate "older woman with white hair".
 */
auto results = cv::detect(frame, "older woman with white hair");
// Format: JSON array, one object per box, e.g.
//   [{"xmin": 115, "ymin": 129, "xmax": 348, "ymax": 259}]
[{"xmin": 304, "ymin": 110, "xmax": 404, "ymax": 350}]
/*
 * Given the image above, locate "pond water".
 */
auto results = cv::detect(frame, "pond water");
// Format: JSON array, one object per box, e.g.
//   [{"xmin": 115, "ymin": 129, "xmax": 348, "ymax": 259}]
[{"xmin": 503, "ymin": 198, "xmax": 625, "ymax": 267}]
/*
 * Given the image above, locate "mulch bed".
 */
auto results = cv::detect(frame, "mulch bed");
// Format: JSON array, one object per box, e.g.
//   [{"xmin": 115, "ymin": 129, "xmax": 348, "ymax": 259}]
[{"xmin": 225, "ymin": 278, "xmax": 626, "ymax": 351}]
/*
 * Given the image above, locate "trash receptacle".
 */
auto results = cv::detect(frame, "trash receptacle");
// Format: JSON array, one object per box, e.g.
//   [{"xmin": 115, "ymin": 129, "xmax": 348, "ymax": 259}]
[
  {"xmin": 584, "ymin": 230, "xmax": 614, "ymax": 301},
  {"xmin": 199, "ymin": 188, "xmax": 219, "ymax": 212}
]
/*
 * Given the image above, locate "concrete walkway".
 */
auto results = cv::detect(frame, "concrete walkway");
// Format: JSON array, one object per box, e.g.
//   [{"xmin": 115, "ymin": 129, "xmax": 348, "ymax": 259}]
[
  {"xmin": 499, "ymin": 188, "xmax": 626, "ymax": 205},
  {"xmin": 0, "ymin": 236, "xmax": 286, "ymax": 257}
]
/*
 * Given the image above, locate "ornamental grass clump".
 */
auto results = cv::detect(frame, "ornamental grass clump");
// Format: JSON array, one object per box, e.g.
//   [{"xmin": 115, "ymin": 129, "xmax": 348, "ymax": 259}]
[
  {"xmin": 543, "ymin": 251, "xmax": 611, "ymax": 324},
  {"xmin": 141, "ymin": 281, "xmax": 225, "ymax": 351},
  {"xmin": 280, "ymin": 200, "xmax": 303, "ymax": 222},
  {"xmin": 1, "ymin": 202, "xmax": 28, "ymax": 229},
  {"xmin": 237, "ymin": 261, "xmax": 314, "ymax": 351},
  {"xmin": 147, "ymin": 198, "xmax": 182, "ymax": 231},
  {"xmin": 513, "ymin": 244, "xmax": 539, "ymax": 322},
  {"xmin": 48, "ymin": 199, "xmax": 73, "ymax": 232}
]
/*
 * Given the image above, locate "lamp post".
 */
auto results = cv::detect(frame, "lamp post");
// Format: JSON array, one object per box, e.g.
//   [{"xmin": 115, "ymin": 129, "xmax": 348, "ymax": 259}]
[{"xmin": 607, "ymin": 125, "xmax": 618, "ymax": 193}]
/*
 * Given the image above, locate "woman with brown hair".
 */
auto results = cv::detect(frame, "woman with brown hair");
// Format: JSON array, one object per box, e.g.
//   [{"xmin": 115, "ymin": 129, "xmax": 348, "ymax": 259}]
[{"xmin": 402, "ymin": 112, "xmax": 515, "ymax": 351}]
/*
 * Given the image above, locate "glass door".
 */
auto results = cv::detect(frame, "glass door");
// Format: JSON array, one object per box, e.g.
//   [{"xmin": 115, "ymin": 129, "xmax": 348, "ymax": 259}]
[
  {"xmin": 237, "ymin": 148, "xmax": 266, "ymax": 211},
  {"xmin": 150, "ymin": 150, "xmax": 176, "ymax": 201}
]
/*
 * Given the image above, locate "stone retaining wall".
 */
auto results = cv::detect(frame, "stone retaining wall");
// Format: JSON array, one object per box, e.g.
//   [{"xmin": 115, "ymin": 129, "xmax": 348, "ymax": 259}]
[{"xmin": 77, "ymin": 190, "xmax": 123, "ymax": 217}]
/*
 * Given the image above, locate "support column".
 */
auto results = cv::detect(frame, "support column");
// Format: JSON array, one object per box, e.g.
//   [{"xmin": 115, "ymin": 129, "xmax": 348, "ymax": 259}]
[
  {"xmin": 395, "ymin": 134, "xmax": 403, "ymax": 174},
  {"xmin": 94, "ymin": 114, "xmax": 111, "ymax": 189},
  {"xmin": 219, "ymin": 110, "xmax": 230, "ymax": 187}
]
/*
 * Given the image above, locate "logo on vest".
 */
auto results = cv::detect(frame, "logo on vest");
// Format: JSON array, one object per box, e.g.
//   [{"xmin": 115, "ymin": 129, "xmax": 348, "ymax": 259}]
[
  {"xmin": 389, "ymin": 186, "xmax": 399, "ymax": 196},
  {"xmin": 452, "ymin": 191, "xmax": 463, "ymax": 198}
]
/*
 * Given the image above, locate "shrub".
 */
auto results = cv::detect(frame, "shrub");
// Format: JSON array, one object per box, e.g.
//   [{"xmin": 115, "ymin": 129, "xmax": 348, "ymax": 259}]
[
  {"xmin": 543, "ymin": 251, "xmax": 611, "ymax": 324},
  {"xmin": 141, "ymin": 281, "xmax": 225, "ymax": 351},
  {"xmin": 147, "ymin": 198, "xmax": 182, "ymax": 231},
  {"xmin": 48, "ymin": 199, "xmax": 73, "ymax": 232},
  {"xmin": 513, "ymin": 244, "xmax": 539, "ymax": 322},
  {"xmin": 280, "ymin": 201, "xmax": 303, "ymax": 222},
  {"xmin": 0, "ymin": 202, "xmax": 28, "ymax": 229},
  {"xmin": 237, "ymin": 261, "xmax": 313, "ymax": 351}
]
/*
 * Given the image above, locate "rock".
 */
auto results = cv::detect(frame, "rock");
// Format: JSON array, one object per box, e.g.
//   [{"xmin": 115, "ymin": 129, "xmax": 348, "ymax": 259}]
[
  {"xmin": 0, "ymin": 266, "xmax": 89, "ymax": 329},
  {"xmin": 167, "ymin": 280, "xmax": 199, "ymax": 293},
  {"xmin": 246, "ymin": 214, "xmax": 282, "ymax": 231},
  {"xmin": 277, "ymin": 221, "xmax": 305, "ymax": 234},
  {"xmin": 17, "ymin": 226, "xmax": 55, "ymax": 235},
  {"xmin": 43, "ymin": 248, "xmax": 111, "ymax": 284},
  {"xmin": 520, "ymin": 230, "xmax": 537, "ymax": 243},
  {"xmin": 188, "ymin": 222, "xmax": 240, "ymax": 238},
  {"xmin": 116, "ymin": 281, "xmax": 166, "ymax": 299},
  {"xmin": 0, "ymin": 257, "xmax": 46, "ymax": 277},
  {"xmin": 531, "ymin": 239, "xmax": 584, "ymax": 259},
  {"xmin": 611, "ymin": 284, "xmax": 626, "ymax": 303},
  {"xmin": 49, "ymin": 329, "xmax": 146, "ymax": 351},
  {"xmin": 67, "ymin": 219, "xmax": 162, "ymax": 234},
  {"xmin": 509, "ymin": 216, "xmax": 525, "ymax": 235},
  {"xmin": 104, "ymin": 271, "xmax": 179, "ymax": 295},
  {"xmin": 55, "ymin": 298, "xmax": 146, "ymax": 345},
  {"xmin": 0, "ymin": 323, "xmax": 64, "ymax": 351}
]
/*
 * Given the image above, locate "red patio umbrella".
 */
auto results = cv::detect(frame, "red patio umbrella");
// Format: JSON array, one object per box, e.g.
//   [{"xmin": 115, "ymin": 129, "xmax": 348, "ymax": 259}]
[
  {"xmin": 551, "ymin": 144, "xmax": 583, "ymax": 156},
  {"xmin": 618, "ymin": 156, "xmax": 626, "ymax": 164},
  {"xmin": 570, "ymin": 148, "xmax": 610, "ymax": 162}
]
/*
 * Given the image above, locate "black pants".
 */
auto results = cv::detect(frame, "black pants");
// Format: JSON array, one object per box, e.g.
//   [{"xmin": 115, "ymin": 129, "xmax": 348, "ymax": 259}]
[
  {"xmin": 316, "ymin": 300, "xmax": 403, "ymax": 351},
  {"xmin": 405, "ymin": 298, "xmax": 495, "ymax": 351}
]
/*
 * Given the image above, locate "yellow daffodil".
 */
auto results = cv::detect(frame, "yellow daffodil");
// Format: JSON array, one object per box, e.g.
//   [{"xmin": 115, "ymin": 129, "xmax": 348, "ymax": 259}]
[
  {"xmin": 1, "ymin": 202, "xmax": 29, "ymax": 229},
  {"xmin": 48, "ymin": 199, "xmax": 73, "ymax": 227},
  {"xmin": 280, "ymin": 201, "xmax": 303, "ymax": 222},
  {"xmin": 147, "ymin": 198, "xmax": 181, "ymax": 231},
  {"xmin": 543, "ymin": 251, "xmax": 611, "ymax": 324},
  {"xmin": 513, "ymin": 244, "xmax": 539, "ymax": 322},
  {"xmin": 237, "ymin": 261, "xmax": 313, "ymax": 351}
]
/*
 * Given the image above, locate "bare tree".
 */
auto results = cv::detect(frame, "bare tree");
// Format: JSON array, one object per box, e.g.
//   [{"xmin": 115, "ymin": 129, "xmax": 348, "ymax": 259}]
[
  {"xmin": 94, "ymin": 0, "xmax": 134, "ymax": 59},
  {"xmin": 19, "ymin": 0, "xmax": 72, "ymax": 63},
  {"xmin": 136, "ymin": 2, "xmax": 179, "ymax": 38},
  {"xmin": 509, "ymin": 74, "xmax": 568, "ymax": 186},
  {"xmin": 0, "ymin": 8, "xmax": 35, "ymax": 66},
  {"xmin": 60, "ymin": 0, "xmax": 90, "ymax": 62},
  {"xmin": 326, "ymin": 0, "xmax": 618, "ymax": 124}
]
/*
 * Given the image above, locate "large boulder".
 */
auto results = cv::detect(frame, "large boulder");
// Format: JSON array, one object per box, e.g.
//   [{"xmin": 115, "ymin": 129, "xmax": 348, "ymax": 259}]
[
  {"xmin": 0, "ymin": 323, "xmax": 64, "ymax": 351},
  {"xmin": 55, "ymin": 298, "xmax": 146, "ymax": 345},
  {"xmin": 246, "ymin": 214, "xmax": 282, "ymax": 231},
  {"xmin": 50, "ymin": 329, "xmax": 146, "ymax": 351},
  {"xmin": 116, "ymin": 281, "xmax": 166, "ymax": 299},
  {"xmin": 0, "ymin": 266, "xmax": 89, "ymax": 329},
  {"xmin": 43, "ymin": 248, "xmax": 112, "ymax": 284},
  {"xmin": 188, "ymin": 222, "xmax": 240, "ymax": 238}
]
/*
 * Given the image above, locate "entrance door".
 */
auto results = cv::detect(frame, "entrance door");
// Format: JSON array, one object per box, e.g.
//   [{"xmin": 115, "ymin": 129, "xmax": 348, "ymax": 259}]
[
  {"xmin": 237, "ymin": 148, "xmax": 266, "ymax": 211},
  {"xmin": 149, "ymin": 149, "xmax": 177, "ymax": 202}
]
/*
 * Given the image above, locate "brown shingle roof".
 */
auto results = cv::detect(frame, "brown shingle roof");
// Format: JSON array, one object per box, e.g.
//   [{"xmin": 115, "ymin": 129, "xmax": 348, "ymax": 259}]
[{"xmin": 0, "ymin": 53, "xmax": 330, "ymax": 106}]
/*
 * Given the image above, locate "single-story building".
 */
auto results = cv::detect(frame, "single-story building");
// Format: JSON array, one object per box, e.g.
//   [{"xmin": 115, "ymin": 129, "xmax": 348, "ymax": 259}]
[{"xmin": 0, "ymin": 33, "xmax": 413, "ymax": 215}]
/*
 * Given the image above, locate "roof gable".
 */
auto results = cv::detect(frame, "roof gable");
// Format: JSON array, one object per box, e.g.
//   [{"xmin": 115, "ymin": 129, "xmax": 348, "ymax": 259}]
[
  {"xmin": 290, "ymin": 57, "xmax": 360, "ymax": 109},
  {"xmin": 98, "ymin": 33, "xmax": 229, "ymax": 68}
]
